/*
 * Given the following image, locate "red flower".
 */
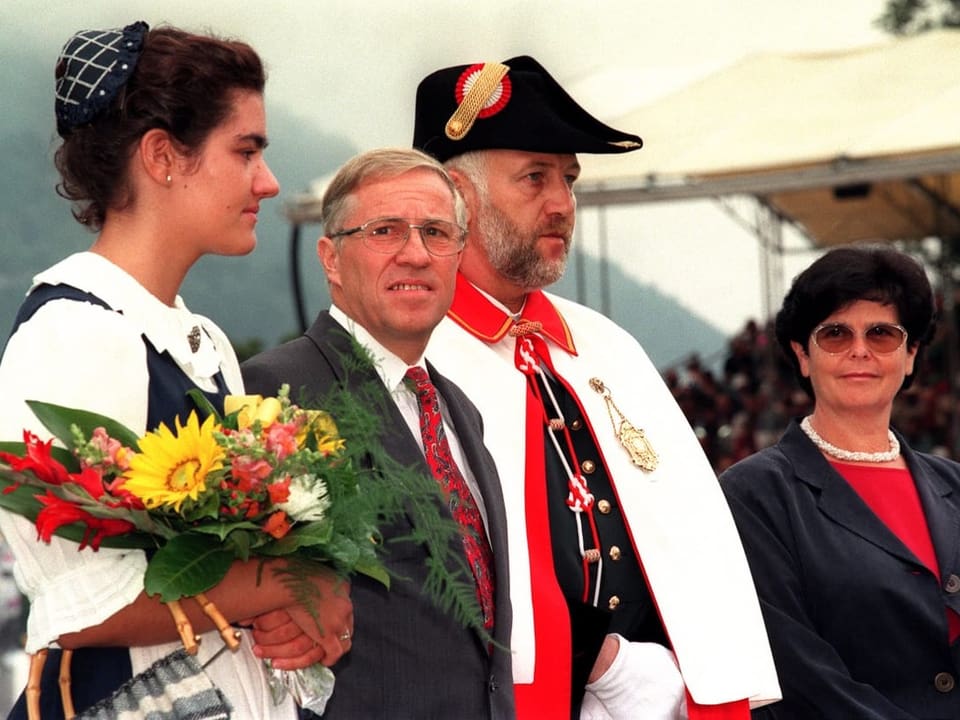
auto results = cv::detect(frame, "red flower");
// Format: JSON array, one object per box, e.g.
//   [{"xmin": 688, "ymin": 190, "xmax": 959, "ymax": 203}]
[
  {"xmin": 35, "ymin": 491, "xmax": 135, "ymax": 550},
  {"xmin": 0, "ymin": 431, "xmax": 71, "ymax": 485},
  {"xmin": 266, "ymin": 475, "xmax": 291, "ymax": 505},
  {"xmin": 70, "ymin": 466, "xmax": 109, "ymax": 500},
  {"xmin": 104, "ymin": 477, "xmax": 146, "ymax": 511}
]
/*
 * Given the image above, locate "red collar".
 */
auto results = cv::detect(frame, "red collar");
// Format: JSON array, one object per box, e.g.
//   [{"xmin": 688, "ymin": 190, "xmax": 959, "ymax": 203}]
[{"xmin": 447, "ymin": 273, "xmax": 578, "ymax": 355}]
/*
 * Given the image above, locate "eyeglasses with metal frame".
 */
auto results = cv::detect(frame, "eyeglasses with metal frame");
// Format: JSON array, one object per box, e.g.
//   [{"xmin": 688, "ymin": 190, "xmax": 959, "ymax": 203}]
[
  {"xmin": 330, "ymin": 217, "xmax": 466, "ymax": 257},
  {"xmin": 810, "ymin": 322, "xmax": 908, "ymax": 355}
]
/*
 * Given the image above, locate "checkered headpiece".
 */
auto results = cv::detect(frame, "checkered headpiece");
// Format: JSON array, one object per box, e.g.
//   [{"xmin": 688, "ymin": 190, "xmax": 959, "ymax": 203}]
[{"xmin": 54, "ymin": 21, "xmax": 149, "ymax": 138}]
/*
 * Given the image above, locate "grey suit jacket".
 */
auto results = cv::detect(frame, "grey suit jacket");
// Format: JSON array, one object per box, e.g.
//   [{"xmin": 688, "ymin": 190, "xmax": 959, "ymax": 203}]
[{"xmin": 242, "ymin": 311, "xmax": 514, "ymax": 720}]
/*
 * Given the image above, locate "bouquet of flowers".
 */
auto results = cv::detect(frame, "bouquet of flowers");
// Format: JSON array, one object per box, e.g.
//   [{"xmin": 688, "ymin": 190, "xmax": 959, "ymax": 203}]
[{"xmin": 0, "ymin": 383, "xmax": 481, "ymax": 716}]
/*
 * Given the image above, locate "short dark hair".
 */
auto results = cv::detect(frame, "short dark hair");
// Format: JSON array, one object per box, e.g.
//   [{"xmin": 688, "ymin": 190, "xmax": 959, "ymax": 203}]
[
  {"xmin": 775, "ymin": 245, "xmax": 937, "ymax": 397},
  {"xmin": 55, "ymin": 26, "xmax": 266, "ymax": 230}
]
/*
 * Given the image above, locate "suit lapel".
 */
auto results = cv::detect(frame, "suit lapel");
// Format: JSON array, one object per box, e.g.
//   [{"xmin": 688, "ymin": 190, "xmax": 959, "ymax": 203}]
[
  {"xmin": 908, "ymin": 444, "xmax": 960, "ymax": 581},
  {"xmin": 783, "ymin": 422, "xmax": 922, "ymax": 567},
  {"xmin": 305, "ymin": 313, "xmax": 426, "ymax": 471},
  {"xmin": 305, "ymin": 318, "xmax": 504, "ymax": 648}
]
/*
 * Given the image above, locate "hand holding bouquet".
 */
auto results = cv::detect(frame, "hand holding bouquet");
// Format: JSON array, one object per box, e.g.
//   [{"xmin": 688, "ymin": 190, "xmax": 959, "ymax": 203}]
[{"xmin": 0, "ymin": 383, "xmax": 480, "ymax": 715}]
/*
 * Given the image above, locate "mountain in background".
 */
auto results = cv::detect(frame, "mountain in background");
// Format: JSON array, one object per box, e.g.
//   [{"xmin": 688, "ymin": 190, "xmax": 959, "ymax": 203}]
[{"xmin": 0, "ymin": 43, "xmax": 727, "ymax": 371}]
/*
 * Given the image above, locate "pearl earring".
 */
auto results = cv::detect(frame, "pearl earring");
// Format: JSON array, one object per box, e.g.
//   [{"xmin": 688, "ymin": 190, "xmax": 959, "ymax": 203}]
[{"xmin": 166, "ymin": 175, "xmax": 172, "ymax": 185}]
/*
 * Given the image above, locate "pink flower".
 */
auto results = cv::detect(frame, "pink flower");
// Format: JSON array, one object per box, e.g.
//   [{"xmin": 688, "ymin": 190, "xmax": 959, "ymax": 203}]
[
  {"xmin": 230, "ymin": 456, "xmax": 273, "ymax": 492},
  {"xmin": 264, "ymin": 422, "xmax": 300, "ymax": 461},
  {"xmin": 89, "ymin": 427, "xmax": 132, "ymax": 472}
]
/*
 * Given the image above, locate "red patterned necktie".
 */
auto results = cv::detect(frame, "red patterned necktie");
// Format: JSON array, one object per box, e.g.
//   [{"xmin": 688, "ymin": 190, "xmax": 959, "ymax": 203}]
[{"xmin": 405, "ymin": 366, "xmax": 495, "ymax": 631}]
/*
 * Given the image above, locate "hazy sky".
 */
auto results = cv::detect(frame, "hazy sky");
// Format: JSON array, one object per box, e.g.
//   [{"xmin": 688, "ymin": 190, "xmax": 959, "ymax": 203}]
[{"xmin": 3, "ymin": 0, "xmax": 891, "ymax": 334}]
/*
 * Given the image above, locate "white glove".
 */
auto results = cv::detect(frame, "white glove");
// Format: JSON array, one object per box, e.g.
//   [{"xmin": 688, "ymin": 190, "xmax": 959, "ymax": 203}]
[
  {"xmin": 580, "ymin": 687, "xmax": 614, "ymax": 720},
  {"xmin": 581, "ymin": 635, "xmax": 688, "ymax": 720}
]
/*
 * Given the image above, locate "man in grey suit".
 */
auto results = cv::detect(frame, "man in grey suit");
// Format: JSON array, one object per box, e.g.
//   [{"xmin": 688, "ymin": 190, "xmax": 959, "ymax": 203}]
[{"xmin": 241, "ymin": 148, "xmax": 514, "ymax": 719}]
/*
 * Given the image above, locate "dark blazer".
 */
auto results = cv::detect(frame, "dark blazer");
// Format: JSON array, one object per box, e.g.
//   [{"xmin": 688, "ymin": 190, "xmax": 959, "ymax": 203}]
[
  {"xmin": 720, "ymin": 420, "xmax": 960, "ymax": 720},
  {"xmin": 241, "ymin": 311, "xmax": 514, "ymax": 720}
]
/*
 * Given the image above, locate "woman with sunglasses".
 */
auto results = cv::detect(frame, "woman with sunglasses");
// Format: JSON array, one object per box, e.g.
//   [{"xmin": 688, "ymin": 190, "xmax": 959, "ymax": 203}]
[{"xmin": 720, "ymin": 245, "xmax": 960, "ymax": 719}]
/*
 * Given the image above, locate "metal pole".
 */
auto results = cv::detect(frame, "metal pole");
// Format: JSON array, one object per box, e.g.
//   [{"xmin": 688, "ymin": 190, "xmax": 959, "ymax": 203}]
[
  {"xmin": 289, "ymin": 222, "xmax": 308, "ymax": 334},
  {"xmin": 574, "ymin": 218, "xmax": 586, "ymax": 305},
  {"xmin": 940, "ymin": 236, "xmax": 960, "ymax": 457},
  {"xmin": 598, "ymin": 205, "xmax": 610, "ymax": 317}
]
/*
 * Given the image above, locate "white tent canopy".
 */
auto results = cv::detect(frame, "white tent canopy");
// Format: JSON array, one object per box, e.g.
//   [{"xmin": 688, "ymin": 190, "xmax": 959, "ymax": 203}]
[
  {"xmin": 571, "ymin": 29, "xmax": 960, "ymax": 452},
  {"xmin": 576, "ymin": 30, "xmax": 960, "ymax": 247}
]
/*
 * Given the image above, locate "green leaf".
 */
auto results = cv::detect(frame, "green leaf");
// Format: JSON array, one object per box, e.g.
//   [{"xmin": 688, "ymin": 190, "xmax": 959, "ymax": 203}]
[
  {"xmin": 354, "ymin": 558, "xmax": 390, "ymax": 588},
  {"xmin": 179, "ymin": 491, "xmax": 223, "ymax": 523},
  {"xmin": 0, "ymin": 479, "xmax": 44, "ymax": 520},
  {"xmin": 325, "ymin": 534, "xmax": 361, "ymax": 567},
  {"xmin": 257, "ymin": 522, "xmax": 333, "ymax": 559},
  {"xmin": 271, "ymin": 520, "xmax": 333, "ymax": 552},
  {"xmin": 185, "ymin": 389, "xmax": 221, "ymax": 422},
  {"xmin": 143, "ymin": 534, "xmax": 235, "ymax": 602},
  {"xmin": 26, "ymin": 401, "xmax": 140, "ymax": 449},
  {"xmin": 224, "ymin": 528, "xmax": 256, "ymax": 561},
  {"xmin": 191, "ymin": 520, "xmax": 261, "ymax": 542}
]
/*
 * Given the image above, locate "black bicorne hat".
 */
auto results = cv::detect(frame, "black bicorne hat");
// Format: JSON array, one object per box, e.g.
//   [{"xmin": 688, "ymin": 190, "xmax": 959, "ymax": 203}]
[
  {"xmin": 412, "ymin": 55, "xmax": 643, "ymax": 163},
  {"xmin": 54, "ymin": 21, "xmax": 149, "ymax": 138}
]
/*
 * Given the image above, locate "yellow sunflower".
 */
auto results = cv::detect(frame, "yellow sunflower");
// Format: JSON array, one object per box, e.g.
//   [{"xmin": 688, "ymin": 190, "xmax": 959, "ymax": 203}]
[{"xmin": 122, "ymin": 411, "xmax": 225, "ymax": 512}]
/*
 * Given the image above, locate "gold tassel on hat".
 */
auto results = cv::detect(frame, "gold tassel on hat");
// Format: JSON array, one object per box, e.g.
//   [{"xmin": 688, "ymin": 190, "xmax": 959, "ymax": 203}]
[{"xmin": 445, "ymin": 62, "xmax": 510, "ymax": 141}]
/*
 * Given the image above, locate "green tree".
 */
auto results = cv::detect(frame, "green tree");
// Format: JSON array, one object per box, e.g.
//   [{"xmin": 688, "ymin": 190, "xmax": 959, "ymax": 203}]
[{"xmin": 877, "ymin": 0, "xmax": 960, "ymax": 34}]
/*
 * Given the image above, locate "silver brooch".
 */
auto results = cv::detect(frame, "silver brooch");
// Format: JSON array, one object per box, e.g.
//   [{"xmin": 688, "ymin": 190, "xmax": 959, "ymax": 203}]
[{"xmin": 187, "ymin": 326, "xmax": 201, "ymax": 353}]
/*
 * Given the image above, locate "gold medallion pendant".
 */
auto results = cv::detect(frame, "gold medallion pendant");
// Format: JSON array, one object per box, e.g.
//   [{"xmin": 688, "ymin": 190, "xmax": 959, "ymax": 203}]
[{"xmin": 589, "ymin": 377, "xmax": 659, "ymax": 472}]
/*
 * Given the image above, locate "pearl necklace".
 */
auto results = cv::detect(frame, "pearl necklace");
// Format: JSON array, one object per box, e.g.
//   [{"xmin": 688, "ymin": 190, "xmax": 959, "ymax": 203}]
[{"xmin": 800, "ymin": 416, "xmax": 900, "ymax": 463}]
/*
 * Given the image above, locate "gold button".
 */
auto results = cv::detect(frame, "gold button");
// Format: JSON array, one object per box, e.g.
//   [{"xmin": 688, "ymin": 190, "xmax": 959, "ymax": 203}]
[
  {"xmin": 570, "ymin": 419, "xmax": 583, "ymax": 430},
  {"xmin": 935, "ymin": 672, "xmax": 956, "ymax": 693},
  {"xmin": 581, "ymin": 460, "xmax": 596, "ymax": 474},
  {"xmin": 597, "ymin": 499, "xmax": 612, "ymax": 514},
  {"xmin": 607, "ymin": 595, "xmax": 621, "ymax": 611},
  {"xmin": 946, "ymin": 574, "xmax": 960, "ymax": 594},
  {"xmin": 609, "ymin": 545, "xmax": 621, "ymax": 561}
]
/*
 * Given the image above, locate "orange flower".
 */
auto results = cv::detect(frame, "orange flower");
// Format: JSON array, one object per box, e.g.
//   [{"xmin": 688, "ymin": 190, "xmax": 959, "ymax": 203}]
[{"xmin": 263, "ymin": 510, "xmax": 292, "ymax": 539}]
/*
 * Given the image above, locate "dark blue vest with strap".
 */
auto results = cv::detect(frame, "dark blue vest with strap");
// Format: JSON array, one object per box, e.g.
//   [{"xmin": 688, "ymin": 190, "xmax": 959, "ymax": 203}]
[{"xmin": 6, "ymin": 282, "xmax": 230, "ymax": 719}]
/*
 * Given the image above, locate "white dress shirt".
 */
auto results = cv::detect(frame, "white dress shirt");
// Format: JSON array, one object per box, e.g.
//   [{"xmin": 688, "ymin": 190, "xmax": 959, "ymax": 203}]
[{"xmin": 329, "ymin": 304, "xmax": 490, "ymax": 535}]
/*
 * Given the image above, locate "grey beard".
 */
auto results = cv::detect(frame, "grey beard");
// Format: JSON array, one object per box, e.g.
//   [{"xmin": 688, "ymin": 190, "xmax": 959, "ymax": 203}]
[{"xmin": 477, "ymin": 201, "xmax": 569, "ymax": 290}]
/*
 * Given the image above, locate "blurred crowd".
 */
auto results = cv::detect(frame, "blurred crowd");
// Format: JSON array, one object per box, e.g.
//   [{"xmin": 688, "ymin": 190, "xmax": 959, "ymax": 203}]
[{"xmin": 671, "ymin": 314, "xmax": 958, "ymax": 473}]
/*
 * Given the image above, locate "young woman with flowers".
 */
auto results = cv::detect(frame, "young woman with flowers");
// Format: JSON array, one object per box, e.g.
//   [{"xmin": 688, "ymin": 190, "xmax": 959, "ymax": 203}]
[{"xmin": 0, "ymin": 21, "xmax": 352, "ymax": 719}]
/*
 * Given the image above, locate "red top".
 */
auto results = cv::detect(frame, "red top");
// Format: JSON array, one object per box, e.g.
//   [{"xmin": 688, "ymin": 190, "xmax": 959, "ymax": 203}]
[{"xmin": 836, "ymin": 462, "xmax": 960, "ymax": 643}]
